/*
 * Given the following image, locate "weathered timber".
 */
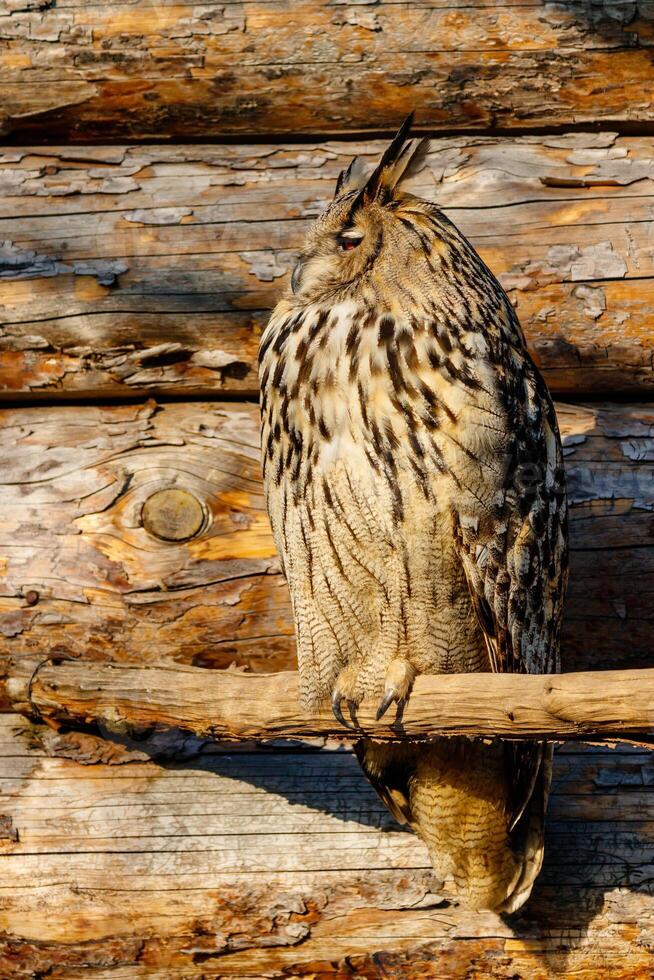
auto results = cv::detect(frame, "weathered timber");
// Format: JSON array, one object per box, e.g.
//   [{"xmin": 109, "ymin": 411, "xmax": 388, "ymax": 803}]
[
  {"xmin": 1, "ymin": 399, "xmax": 653, "ymax": 704},
  {"xmin": 7, "ymin": 658, "xmax": 654, "ymax": 744},
  {"xmin": 2, "ymin": 135, "xmax": 654, "ymax": 399},
  {"xmin": 0, "ymin": 2, "xmax": 653, "ymax": 141},
  {"xmin": 0, "ymin": 400, "xmax": 293, "ymax": 693},
  {"xmin": 0, "ymin": 714, "xmax": 652, "ymax": 976}
]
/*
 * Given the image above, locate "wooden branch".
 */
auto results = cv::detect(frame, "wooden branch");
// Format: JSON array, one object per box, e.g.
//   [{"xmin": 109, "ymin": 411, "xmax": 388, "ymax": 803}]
[
  {"xmin": 0, "ymin": 2, "xmax": 651, "ymax": 141},
  {"xmin": 2, "ymin": 136, "xmax": 654, "ymax": 401},
  {"xmin": 7, "ymin": 659, "xmax": 654, "ymax": 744}
]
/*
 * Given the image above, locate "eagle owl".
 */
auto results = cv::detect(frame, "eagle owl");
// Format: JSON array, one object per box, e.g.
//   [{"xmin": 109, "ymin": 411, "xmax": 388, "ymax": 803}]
[{"xmin": 258, "ymin": 116, "xmax": 568, "ymax": 913}]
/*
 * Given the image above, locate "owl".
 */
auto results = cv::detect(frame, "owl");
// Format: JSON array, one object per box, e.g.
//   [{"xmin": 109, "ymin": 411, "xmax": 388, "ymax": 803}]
[{"xmin": 258, "ymin": 115, "xmax": 568, "ymax": 912}]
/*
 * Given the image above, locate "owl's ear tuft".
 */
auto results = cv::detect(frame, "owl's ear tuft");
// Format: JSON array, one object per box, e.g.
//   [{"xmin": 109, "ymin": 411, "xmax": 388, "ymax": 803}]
[
  {"xmin": 394, "ymin": 136, "xmax": 431, "ymax": 188},
  {"xmin": 354, "ymin": 113, "xmax": 429, "ymax": 207},
  {"xmin": 334, "ymin": 155, "xmax": 368, "ymax": 199}
]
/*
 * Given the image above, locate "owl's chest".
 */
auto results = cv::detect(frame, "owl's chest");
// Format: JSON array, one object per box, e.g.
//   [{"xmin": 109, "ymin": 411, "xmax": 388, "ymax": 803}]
[
  {"xmin": 277, "ymin": 301, "xmax": 370, "ymax": 425},
  {"xmin": 262, "ymin": 299, "xmax": 507, "ymax": 517},
  {"xmin": 272, "ymin": 305, "xmax": 423, "ymax": 456}
]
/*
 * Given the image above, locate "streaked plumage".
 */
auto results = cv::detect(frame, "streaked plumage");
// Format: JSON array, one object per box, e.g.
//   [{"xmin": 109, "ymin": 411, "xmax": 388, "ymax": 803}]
[{"xmin": 258, "ymin": 116, "xmax": 568, "ymax": 912}]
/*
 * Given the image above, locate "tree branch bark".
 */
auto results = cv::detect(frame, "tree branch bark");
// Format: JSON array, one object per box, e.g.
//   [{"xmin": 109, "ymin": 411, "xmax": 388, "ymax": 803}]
[{"xmin": 7, "ymin": 658, "xmax": 654, "ymax": 746}]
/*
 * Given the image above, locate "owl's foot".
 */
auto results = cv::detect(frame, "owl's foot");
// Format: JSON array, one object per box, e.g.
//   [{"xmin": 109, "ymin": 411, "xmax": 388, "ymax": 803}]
[
  {"xmin": 331, "ymin": 666, "xmax": 361, "ymax": 731},
  {"xmin": 376, "ymin": 659, "xmax": 416, "ymax": 721}
]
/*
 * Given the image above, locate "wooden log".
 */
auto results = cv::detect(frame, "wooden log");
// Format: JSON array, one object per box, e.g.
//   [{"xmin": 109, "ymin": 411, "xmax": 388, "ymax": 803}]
[
  {"xmin": 0, "ymin": 714, "xmax": 652, "ymax": 976},
  {"xmin": 7, "ymin": 658, "xmax": 654, "ymax": 744},
  {"xmin": 0, "ymin": 2, "xmax": 653, "ymax": 141},
  {"xmin": 0, "ymin": 398, "xmax": 653, "ymax": 705},
  {"xmin": 0, "ymin": 399, "xmax": 294, "ymax": 695},
  {"xmin": 2, "ymin": 134, "xmax": 654, "ymax": 400}
]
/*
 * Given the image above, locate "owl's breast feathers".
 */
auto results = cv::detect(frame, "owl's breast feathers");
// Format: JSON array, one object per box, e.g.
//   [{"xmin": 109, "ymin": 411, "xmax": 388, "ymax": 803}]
[
  {"xmin": 260, "ymin": 292, "xmax": 507, "ymax": 514},
  {"xmin": 259, "ymin": 290, "xmax": 567, "ymax": 714}
]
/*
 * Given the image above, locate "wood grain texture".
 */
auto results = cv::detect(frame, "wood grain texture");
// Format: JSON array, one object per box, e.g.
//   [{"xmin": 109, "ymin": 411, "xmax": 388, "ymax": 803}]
[
  {"xmin": 8, "ymin": 658, "xmax": 654, "ymax": 743},
  {"xmin": 0, "ymin": 399, "xmax": 653, "ymax": 703},
  {"xmin": 2, "ymin": 134, "xmax": 654, "ymax": 400},
  {"xmin": 0, "ymin": 400, "xmax": 294, "ymax": 693},
  {"xmin": 0, "ymin": 1, "xmax": 653, "ymax": 141},
  {"xmin": 0, "ymin": 714, "xmax": 652, "ymax": 977}
]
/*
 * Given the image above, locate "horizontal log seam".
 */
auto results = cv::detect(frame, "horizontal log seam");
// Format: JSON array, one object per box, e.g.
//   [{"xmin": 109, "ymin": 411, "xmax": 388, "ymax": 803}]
[{"xmin": 7, "ymin": 658, "xmax": 654, "ymax": 746}]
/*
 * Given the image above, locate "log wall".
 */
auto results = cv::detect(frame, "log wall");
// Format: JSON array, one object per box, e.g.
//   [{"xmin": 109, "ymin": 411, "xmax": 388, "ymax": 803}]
[
  {"xmin": 1, "ymin": 715, "xmax": 653, "ymax": 978},
  {"xmin": 3, "ymin": 135, "xmax": 654, "ymax": 401},
  {"xmin": 1, "ymin": 2, "xmax": 653, "ymax": 976},
  {"xmin": 0, "ymin": 1, "xmax": 653, "ymax": 141}
]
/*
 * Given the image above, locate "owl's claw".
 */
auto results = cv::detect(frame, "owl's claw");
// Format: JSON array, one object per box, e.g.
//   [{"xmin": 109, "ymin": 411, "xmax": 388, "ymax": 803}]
[
  {"xmin": 331, "ymin": 692, "xmax": 360, "ymax": 730},
  {"xmin": 376, "ymin": 691, "xmax": 405, "ymax": 722},
  {"xmin": 376, "ymin": 659, "xmax": 416, "ymax": 722},
  {"xmin": 347, "ymin": 699, "xmax": 359, "ymax": 728}
]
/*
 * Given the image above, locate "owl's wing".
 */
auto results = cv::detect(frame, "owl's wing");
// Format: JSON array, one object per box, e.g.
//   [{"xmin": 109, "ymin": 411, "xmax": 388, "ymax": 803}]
[
  {"xmin": 454, "ymin": 390, "xmax": 567, "ymax": 677},
  {"xmin": 452, "ymin": 377, "xmax": 568, "ymax": 826}
]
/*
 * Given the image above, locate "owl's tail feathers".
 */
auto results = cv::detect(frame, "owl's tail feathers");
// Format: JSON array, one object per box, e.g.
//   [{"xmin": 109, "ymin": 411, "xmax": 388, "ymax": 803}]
[
  {"xmin": 356, "ymin": 738, "xmax": 551, "ymax": 914},
  {"xmin": 497, "ymin": 742, "xmax": 552, "ymax": 915}
]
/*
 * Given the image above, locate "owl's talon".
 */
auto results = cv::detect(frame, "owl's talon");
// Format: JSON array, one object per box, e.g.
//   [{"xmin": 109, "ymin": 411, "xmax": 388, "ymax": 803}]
[
  {"xmin": 331, "ymin": 693, "xmax": 346, "ymax": 728},
  {"xmin": 347, "ymin": 699, "xmax": 359, "ymax": 727},
  {"xmin": 376, "ymin": 659, "xmax": 416, "ymax": 722},
  {"xmin": 332, "ymin": 692, "xmax": 359, "ymax": 730},
  {"xmin": 331, "ymin": 666, "xmax": 361, "ymax": 730},
  {"xmin": 376, "ymin": 690, "xmax": 402, "ymax": 721}
]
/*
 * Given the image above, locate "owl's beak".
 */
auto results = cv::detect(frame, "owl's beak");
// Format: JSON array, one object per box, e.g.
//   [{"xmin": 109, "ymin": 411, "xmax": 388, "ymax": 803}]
[{"xmin": 291, "ymin": 258, "xmax": 304, "ymax": 295}]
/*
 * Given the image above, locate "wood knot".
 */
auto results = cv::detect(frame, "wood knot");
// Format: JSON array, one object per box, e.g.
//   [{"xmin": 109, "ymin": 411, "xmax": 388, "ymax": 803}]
[{"xmin": 141, "ymin": 489, "xmax": 205, "ymax": 542}]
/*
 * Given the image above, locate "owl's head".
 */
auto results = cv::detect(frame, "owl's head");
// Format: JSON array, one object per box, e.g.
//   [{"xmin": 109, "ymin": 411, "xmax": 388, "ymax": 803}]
[{"xmin": 290, "ymin": 114, "xmax": 432, "ymax": 303}]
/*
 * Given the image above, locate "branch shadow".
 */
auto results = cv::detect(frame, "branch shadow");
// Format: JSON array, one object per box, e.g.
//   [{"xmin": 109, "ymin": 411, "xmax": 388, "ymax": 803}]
[{"xmin": 192, "ymin": 738, "xmax": 654, "ymax": 962}]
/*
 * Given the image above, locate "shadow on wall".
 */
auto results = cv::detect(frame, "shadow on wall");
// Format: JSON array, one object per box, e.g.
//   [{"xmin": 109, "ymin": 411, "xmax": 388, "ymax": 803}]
[
  {"xmin": 183, "ymin": 740, "xmax": 654, "ymax": 972},
  {"xmin": 54, "ymin": 718, "xmax": 654, "ymax": 969}
]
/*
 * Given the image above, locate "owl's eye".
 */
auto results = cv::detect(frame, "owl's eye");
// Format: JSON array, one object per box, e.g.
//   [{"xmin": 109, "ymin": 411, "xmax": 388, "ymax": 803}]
[{"xmin": 337, "ymin": 231, "xmax": 363, "ymax": 252}]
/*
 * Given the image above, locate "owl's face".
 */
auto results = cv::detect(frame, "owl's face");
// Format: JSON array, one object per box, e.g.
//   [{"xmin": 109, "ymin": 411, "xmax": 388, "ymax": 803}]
[
  {"xmin": 289, "ymin": 115, "xmax": 434, "ymax": 306},
  {"xmin": 290, "ymin": 192, "xmax": 393, "ymax": 302}
]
